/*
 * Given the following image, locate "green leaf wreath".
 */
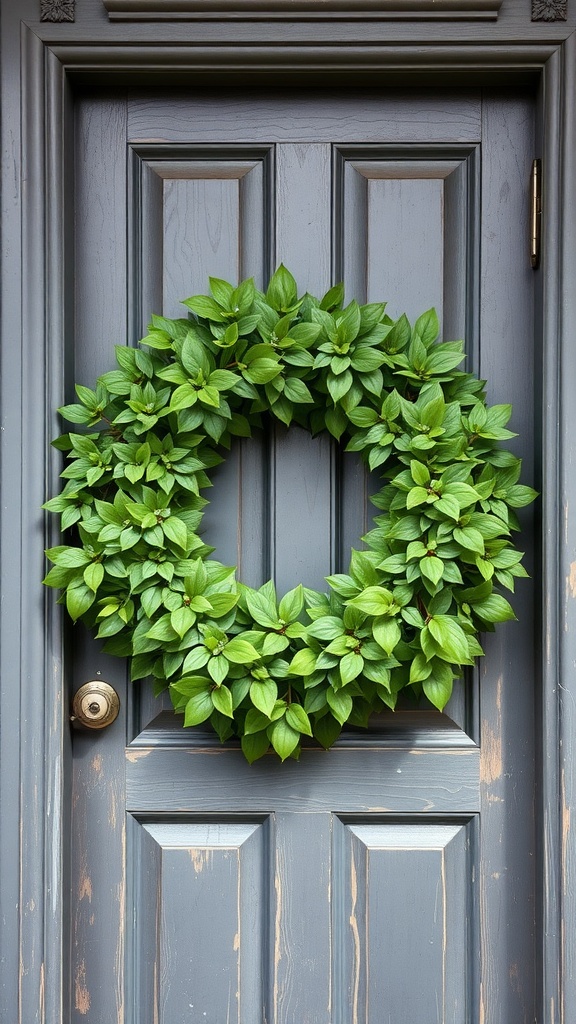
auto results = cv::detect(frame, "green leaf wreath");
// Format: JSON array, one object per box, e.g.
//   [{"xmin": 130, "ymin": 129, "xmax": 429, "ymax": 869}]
[{"xmin": 43, "ymin": 266, "xmax": 536, "ymax": 762}]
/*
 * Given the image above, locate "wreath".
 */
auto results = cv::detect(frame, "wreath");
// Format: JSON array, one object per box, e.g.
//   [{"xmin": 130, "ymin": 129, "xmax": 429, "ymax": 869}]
[{"xmin": 43, "ymin": 266, "xmax": 536, "ymax": 762}]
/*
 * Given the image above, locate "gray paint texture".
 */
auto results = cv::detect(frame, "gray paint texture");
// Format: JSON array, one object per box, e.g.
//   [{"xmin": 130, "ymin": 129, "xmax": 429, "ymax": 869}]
[{"xmin": 1, "ymin": 3, "xmax": 576, "ymax": 1024}]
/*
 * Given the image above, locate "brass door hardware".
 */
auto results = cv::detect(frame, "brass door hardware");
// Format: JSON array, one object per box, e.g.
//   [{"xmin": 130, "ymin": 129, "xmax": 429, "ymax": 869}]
[
  {"xmin": 531, "ymin": 158, "xmax": 542, "ymax": 269},
  {"xmin": 71, "ymin": 681, "xmax": 120, "ymax": 729}
]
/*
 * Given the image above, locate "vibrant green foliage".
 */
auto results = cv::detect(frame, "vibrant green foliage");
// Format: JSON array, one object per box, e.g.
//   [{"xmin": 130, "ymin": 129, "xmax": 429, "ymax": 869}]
[{"xmin": 44, "ymin": 266, "xmax": 536, "ymax": 762}]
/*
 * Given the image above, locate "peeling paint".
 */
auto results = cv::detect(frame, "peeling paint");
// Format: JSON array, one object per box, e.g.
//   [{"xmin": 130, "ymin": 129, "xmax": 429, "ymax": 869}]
[
  {"xmin": 568, "ymin": 561, "xmax": 576, "ymax": 599},
  {"xmin": 75, "ymin": 960, "xmax": 91, "ymax": 1014},
  {"xmin": 349, "ymin": 849, "xmax": 360, "ymax": 1024},
  {"xmin": 481, "ymin": 697, "xmax": 503, "ymax": 786},
  {"xmin": 273, "ymin": 848, "xmax": 282, "ymax": 1015},
  {"xmin": 92, "ymin": 752, "xmax": 103, "ymax": 776},
  {"xmin": 79, "ymin": 872, "xmax": 93, "ymax": 903},
  {"xmin": 190, "ymin": 847, "xmax": 213, "ymax": 872},
  {"xmin": 125, "ymin": 748, "xmax": 152, "ymax": 763},
  {"xmin": 39, "ymin": 961, "xmax": 45, "ymax": 1019}
]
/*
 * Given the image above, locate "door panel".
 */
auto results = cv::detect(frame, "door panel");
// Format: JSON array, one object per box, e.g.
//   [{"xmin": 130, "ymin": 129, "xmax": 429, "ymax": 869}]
[{"xmin": 70, "ymin": 88, "xmax": 535, "ymax": 1023}]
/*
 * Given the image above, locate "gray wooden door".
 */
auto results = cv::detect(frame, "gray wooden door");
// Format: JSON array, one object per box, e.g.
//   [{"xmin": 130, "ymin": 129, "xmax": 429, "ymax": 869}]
[{"xmin": 70, "ymin": 86, "xmax": 536, "ymax": 1023}]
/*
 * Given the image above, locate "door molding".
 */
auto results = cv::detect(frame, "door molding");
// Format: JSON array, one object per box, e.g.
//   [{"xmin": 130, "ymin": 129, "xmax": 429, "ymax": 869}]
[{"xmin": 1, "ymin": 11, "xmax": 575, "ymax": 1021}]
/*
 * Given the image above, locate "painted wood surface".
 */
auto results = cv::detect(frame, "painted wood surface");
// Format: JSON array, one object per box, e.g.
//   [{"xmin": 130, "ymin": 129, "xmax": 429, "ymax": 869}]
[
  {"xmin": 58, "ymin": 87, "xmax": 538, "ymax": 1023},
  {"xmin": 2, "ymin": 3, "xmax": 576, "ymax": 1020}
]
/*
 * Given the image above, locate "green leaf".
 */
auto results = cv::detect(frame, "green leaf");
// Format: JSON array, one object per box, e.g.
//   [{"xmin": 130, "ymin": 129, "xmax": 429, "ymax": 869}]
[
  {"xmin": 422, "ymin": 663, "xmax": 454, "ymax": 710},
  {"xmin": 306, "ymin": 617, "xmax": 344, "ymax": 641},
  {"xmin": 212, "ymin": 684, "xmax": 234, "ymax": 718},
  {"xmin": 505, "ymin": 485, "xmax": 538, "ymax": 508},
  {"xmin": 207, "ymin": 592, "xmax": 239, "ymax": 617},
  {"xmin": 182, "ymin": 295, "xmax": 228, "ymax": 321},
  {"xmin": 223, "ymin": 637, "xmax": 261, "ymax": 664},
  {"xmin": 184, "ymin": 689, "xmax": 214, "ymax": 727},
  {"xmin": 414, "ymin": 308, "xmax": 439, "ymax": 346},
  {"xmin": 453, "ymin": 527, "xmax": 485, "ymax": 555},
  {"xmin": 244, "ymin": 708, "xmax": 273, "ymax": 735},
  {"xmin": 250, "ymin": 678, "xmax": 278, "ymax": 717},
  {"xmin": 207, "ymin": 654, "xmax": 229, "ymax": 685},
  {"xmin": 266, "ymin": 265, "xmax": 298, "ymax": 310},
  {"xmin": 66, "ymin": 582, "xmax": 95, "ymax": 621},
  {"xmin": 278, "ymin": 584, "xmax": 304, "ymax": 623},
  {"xmin": 340, "ymin": 651, "xmax": 364, "ymax": 684},
  {"xmin": 283, "ymin": 378, "xmax": 313, "ymax": 404},
  {"xmin": 428, "ymin": 615, "xmax": 470, "ymax": 664},
  {"xmin": 349, "ymin": 586, "xmax": 394, "ymax": 616},
  {"xmin": 182, "ymin": 646, "xmax": 211, "ymax": 671},
  {"xmin": 326, "ymin": 688, "xmax": 353, "ymax": 726},
  {"xmin": 170, "ymin": 605, "xmax": 196, "ymax": 639},
  {"xmin": 46, "ymin": 546, "xmax": 90, "ymax": 568},
  {"xmin": 327, "ymin": 370, "xmax": 353, "ymax": 404},
  {"xmin": 420, "ymin": 555, "xmax": 444, "ymax": 587},
  {"xmin": 434, "ymin": 495, "xmax": 461, "ymax": 521},
  {"xmin": 472, "ymin": 594, "xmax": 517, "ymax": 623},
  {"xmin": 263, "ymin": 633, "xmax": 289, "ymax": 656},
  {"xmin": 406, "ymin": 486, "xmax": 430, "ymax": 510},
  {"xmin": 313, "ymin": 714, "xmax": 342, "ymax": 750},
  {"xmin": 269, "ymin": 717, "xmax": 300, "ymax": 761},
  {"xmin": 163, "ymin": 516, "xmax": 188, "ymax": 550},
  {"xmin": 83, "ymin": 562, "xmax": 104, "ymax": 593},
  {"xmin": 410, "ymin": 460, "xmax": 430, "ymax": 486},
  {"xmin": 241, "ymin": 731, "xmax": 270, "ymax": 764},
  {"xmin": 288, "ymin": 648, "xmax": 318, "ymax": 676},
  {"xmin": 286, "ymin": 703, "xmax": 313, "ymax": 737},
  {"xmin": 372, "ymin": 617, "xmax": 401, "ymax": 655}
]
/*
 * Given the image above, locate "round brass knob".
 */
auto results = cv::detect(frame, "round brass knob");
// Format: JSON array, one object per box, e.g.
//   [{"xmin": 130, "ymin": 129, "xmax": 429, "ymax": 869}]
[{"xmin": 71, "ymin": 681, "xmax": 120, "ymax": 729}]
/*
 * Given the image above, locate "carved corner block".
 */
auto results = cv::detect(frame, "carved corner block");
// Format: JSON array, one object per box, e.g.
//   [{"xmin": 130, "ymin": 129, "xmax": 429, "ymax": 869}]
[
  {"xmin": 532, "ymin": 0, "xmax": 567, "ymax": 19},
  {"xmin": 40, "ymin": 0, "xmax": 75, "ymax": 20}
]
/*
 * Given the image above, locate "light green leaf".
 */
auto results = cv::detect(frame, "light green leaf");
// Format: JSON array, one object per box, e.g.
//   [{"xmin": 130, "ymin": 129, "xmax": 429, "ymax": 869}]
[
  {"xmin": 212, "ymin": 684, "xmax": 234, "ymax": 718},
  {"xmin": 286, "ymin": 704, "xmax": 313, "ymax": 737},
  {"xmin": 183, "ymin": 689, "xmax": 214, "ymax": 727},
  {"xmin": 340, "ymin": 651, "xmax": 364, "ymax": 684},
  {"xmin": 223, "ymin": 637, "xmax": 261, "ymax": 664},
  {"xmin": 46, "ymin": 546, "xmax": 90, "ymax": 568},
  {"xmin": 66, "ymin": 581, "xmax": 95, "ymax": 621},
  {"xmin": 372, "ymin": 616, "xmax": 401, "ymax": 655},
  {"xmin": 268, "ymin": 717, "xmax": 300, "ymax": 761},
  {"xmin": 278, "ymin": 584, "xmax": 304, "ymax": 623},
  {"xmin": 83, "ymin": 562, "xmax": 104, "ymax": 593},
  {"xmin": 472, "ymin": 594, "xmax": 517, "ymax": 623},
  {"xmin": 422, "ymin": 664, "xmax": 454, "ymax": 710},
  {"xmin": 250, "ymin": 678, "xmax": 278, "ymax": 717},
  {"xmin": 163, "ymin": 516, "xmax": 188, "ymax": 550},
  {"xmin": 326, "ymin": 688, "xmax": 353, "ymax": 726},
  {"xmin": 453, "ymin": 526, "xmax": 485, "ymax": 555},
  {"xmin": 170, "ymin": 605, "xmax": 196, "ymax": 639},
  {"xmin": 420, "ymin": 555, "xmax": 444, "ymax": 587},
  {"xmin": 349, "ymin": 586, "xmax": 394, "ymax": 616},
  {"xmin": 428, "ymin": 615, "xmax": 470, "ymax": 664},
  {"xmin": 288, "ymin": 648, "xmax": 318, "ymax": 676}
]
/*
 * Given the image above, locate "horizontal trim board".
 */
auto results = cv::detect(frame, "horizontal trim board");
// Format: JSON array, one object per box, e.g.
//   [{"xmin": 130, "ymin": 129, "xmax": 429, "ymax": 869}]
[
  {"xmin": 47, "ymin": 44, "xmax": 559, "ymax": 73},
  {"xmin": 126, "ymin": 747, "xmax": 481, "ymax": 813},
  {"xmin": 103, "ymin": 0, "xmax": 503, "ymax": 20},
  {"xmin": 105, "ymin": 0, "xmax": 500, "ymax": 19}
]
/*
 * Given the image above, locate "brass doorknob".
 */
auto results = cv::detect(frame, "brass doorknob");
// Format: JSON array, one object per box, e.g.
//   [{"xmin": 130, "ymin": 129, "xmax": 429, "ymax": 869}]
[{"xmin": 71, "ymin": 681, "xmax": 120, "ymax": 729}]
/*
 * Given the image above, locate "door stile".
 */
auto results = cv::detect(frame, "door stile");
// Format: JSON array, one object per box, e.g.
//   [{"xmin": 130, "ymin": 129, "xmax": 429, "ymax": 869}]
[{"xmin": 541, "ymin": 33, "xmax": 576, "ymax": 1024}]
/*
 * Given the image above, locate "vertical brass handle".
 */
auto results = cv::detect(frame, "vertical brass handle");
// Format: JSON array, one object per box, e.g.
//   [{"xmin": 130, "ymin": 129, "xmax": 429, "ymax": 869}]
[{"xmin": 71, "ymin": 681, "xmax": 120, "ymax": 729}]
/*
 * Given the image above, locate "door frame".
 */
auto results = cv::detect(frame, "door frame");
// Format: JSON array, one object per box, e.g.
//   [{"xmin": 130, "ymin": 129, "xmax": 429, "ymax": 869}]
[{"xmin": 1, "ymin": 8, "xmax": 575, "ymax": 1021}]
